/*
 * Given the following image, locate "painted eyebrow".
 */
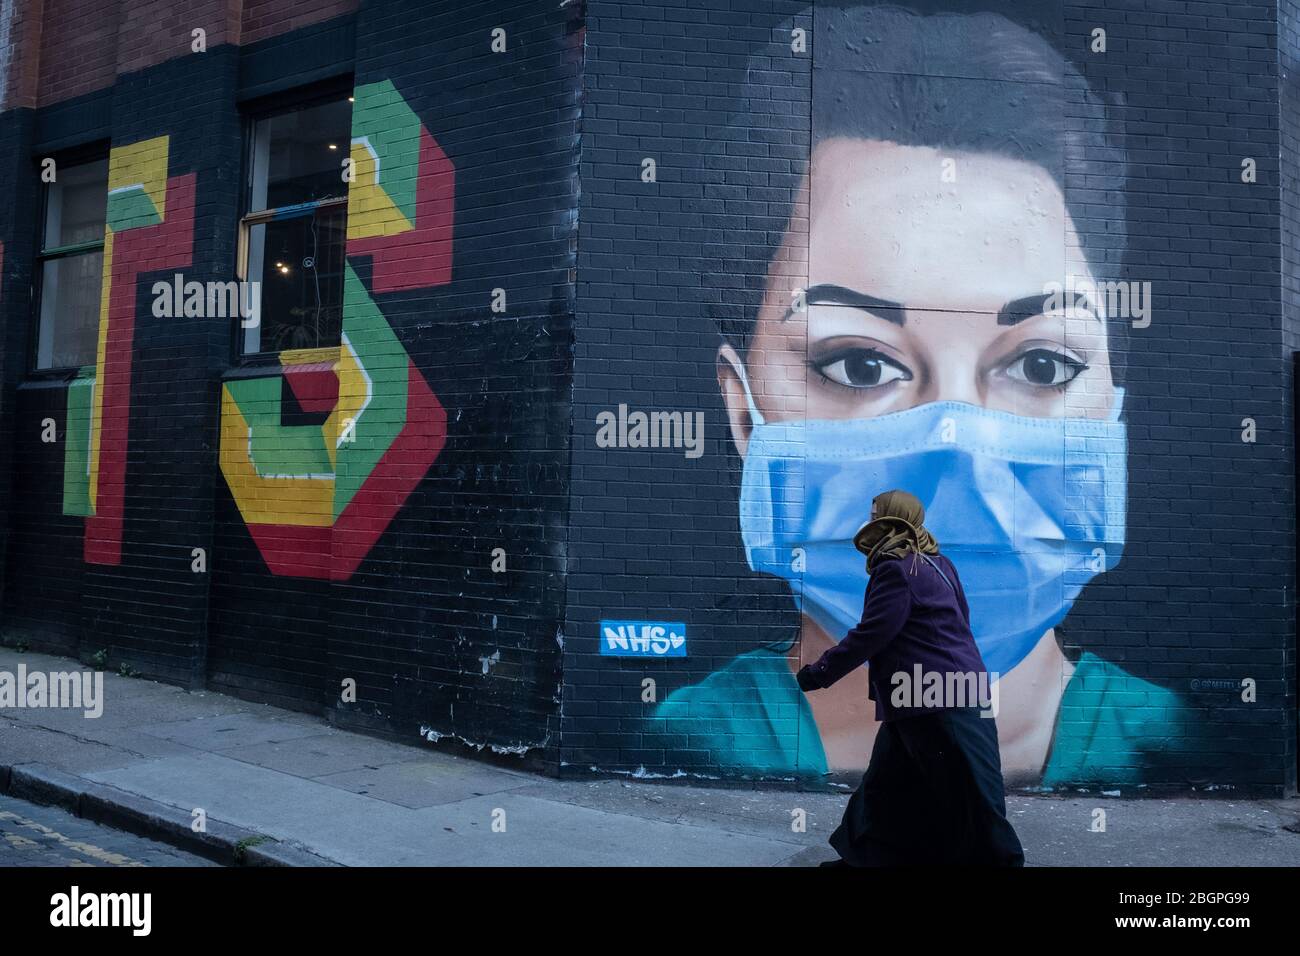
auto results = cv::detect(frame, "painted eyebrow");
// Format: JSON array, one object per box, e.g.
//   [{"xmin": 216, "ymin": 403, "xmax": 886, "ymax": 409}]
[
  {"xmin": 998, "ymin": 292, "xmax": 1100, "ymax": 325},
  {"xmin": 785, "ymin": 284, "xmax": 906, "ymax": 324},
  {"xmin": 787, "ymin": 287, "xmax": 1103, "ymax": 325}
]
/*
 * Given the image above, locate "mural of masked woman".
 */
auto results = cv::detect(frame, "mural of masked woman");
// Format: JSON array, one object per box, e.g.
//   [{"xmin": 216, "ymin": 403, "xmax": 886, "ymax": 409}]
[{"xmin": 650, "ymin": 1, "xmax": 1192, "ymax": 787}]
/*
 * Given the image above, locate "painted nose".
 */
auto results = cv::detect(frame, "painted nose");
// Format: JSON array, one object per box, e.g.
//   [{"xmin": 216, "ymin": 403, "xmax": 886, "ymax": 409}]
[{"xmin": 908, "ymin": 312, "xmax": 986, "ymax": 407}]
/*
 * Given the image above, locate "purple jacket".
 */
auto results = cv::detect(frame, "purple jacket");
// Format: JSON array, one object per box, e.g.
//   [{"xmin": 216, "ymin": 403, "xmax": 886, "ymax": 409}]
[{"xmin": 801, "ymin": 551, "xmax": 991, "ymax": 721}]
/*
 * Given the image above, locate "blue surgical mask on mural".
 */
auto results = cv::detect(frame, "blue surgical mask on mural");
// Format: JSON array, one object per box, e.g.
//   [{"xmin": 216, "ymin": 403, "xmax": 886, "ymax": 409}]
[{"xmin": 734, "ymin": 367, "xmax": 1127, "ymax": 677}]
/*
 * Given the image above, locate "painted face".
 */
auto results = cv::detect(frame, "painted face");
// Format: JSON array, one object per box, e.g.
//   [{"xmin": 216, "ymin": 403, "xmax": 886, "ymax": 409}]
[
  {"xmin": 723, "ymin": 139, "xmax": 1116, "ymax": 439},
  {"xmin": 722, "ymin": 138, "xmax": 1129, "ymax": 677}
]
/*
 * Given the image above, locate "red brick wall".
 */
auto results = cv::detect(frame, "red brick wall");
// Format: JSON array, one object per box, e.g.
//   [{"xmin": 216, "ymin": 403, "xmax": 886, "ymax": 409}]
[
  {"xmin": 19, "ymin": 0, "xmax": 358, "ymax": 107},
  {"xmin": 1, "ymin": 0, "xmax": 45, "ymax": 111},
  {"xmin": 114, "ymin": 0, "xmax": 238, "ymax": 78},
  {"xmin": 240, "ymin": 0, "xmax": 357, "ymax": 46},
  {"xmin": 36, "ymin": 0, "xmax": 119, "ymax": 107}
]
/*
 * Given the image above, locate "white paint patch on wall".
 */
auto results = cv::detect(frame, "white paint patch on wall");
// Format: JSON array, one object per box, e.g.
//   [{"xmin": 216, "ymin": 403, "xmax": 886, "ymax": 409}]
[{"xmin": 419, "ymin": 725, "xmax": 542, "ymax": 756}]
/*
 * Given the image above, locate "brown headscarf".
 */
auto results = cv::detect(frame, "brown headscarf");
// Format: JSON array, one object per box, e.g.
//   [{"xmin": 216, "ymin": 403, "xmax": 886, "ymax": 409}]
[{"xmin": 852, "ymin": 489, "xmax": 940, "ymax": 573}]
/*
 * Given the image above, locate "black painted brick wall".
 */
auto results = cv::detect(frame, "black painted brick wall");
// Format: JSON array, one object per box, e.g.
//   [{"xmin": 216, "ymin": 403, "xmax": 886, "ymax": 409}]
[
  {"xmin": 563, "ymin": 0, "xmax": 1297, "ymax": 794},
  {"xmin": 1277, "ymin": 0, "xmax": 1300, "ymax": 792},
  {"xmin": 0, "ymin": 1, "xmax": 582, "ymax": 771},
  {"xmin": 1, "ymin": 0, "xmax": 1295, "ymax": 794}
]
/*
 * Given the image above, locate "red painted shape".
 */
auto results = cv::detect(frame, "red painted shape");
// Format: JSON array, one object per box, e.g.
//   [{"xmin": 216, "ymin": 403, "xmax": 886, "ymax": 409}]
[
  {"xmin": 246, "ymin": 362, "xmax": 446, "ymax": 580},
  {"xmin": 246, "ymin": 523, "xmax": 333, "ymax": 579},
  {"xmin": 239, "ymin": 123, "xmax": 456, "ymax": 578},
  {"xmin": 347, "ymin": 129, "xmax": 454, "ymax": 293},
  {"xmin": 85, "ymin": 174, "xmax": 197, "ymax": 565},
  {"xmin": 330, "ymin": 359, "xmax": 447, "ymax": 580},
  {"xmin": 283, "ymin": 362, "xmax": 340, "ymax": 413}
]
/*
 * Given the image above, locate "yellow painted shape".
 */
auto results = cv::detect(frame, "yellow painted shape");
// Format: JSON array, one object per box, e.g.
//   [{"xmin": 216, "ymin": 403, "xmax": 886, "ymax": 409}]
[
  {"xmin": 280, "ymin": 346, "xmax": 339, "ymax": 367},
  {"xmin": 87, "ymin": 230, "xmax": 114, "ymax": 512},
  {"xmin": 346, "ymin": 140, "xmax": 413, "ymax": 240},
  {"xmin": 325, "ymin": 339, "xmax": 371, "ymax": 472},
  {"xmin": 89, "ymin": 136, "xmax": 169, "ymax": 508},
  {"xmin": 107, "ymin": 136, "xmax": 170, "ymax": 226},
  {"xmin": 219, "ymin": 386, "xmax": 335, "ymax": 527}
]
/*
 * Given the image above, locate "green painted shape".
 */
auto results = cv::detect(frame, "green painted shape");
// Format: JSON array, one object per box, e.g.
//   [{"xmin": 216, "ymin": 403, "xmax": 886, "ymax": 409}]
[
  {"xmin": 350, "ymin": 79, "xmax": 421, "ymax": 226},
  {"xmin": 61, "ymin": 367, "xmax": 96, "ymax": 517},
  {"xmin": 226, "ymin": 376, "xmax": 334, "ymax": 477},
  {"xmin": 106, "ymin": 186, "xmax": 162, "ymax": 233},
  {"xmin": 332, "ymin": 262, "xmax": 407, "ymax": 518}
]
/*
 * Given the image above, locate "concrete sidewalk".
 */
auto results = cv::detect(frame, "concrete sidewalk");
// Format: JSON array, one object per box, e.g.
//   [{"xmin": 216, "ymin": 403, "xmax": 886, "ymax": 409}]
[{"xmin": 1, "ymin": 647, "xmax": 1298, "ymax": 866}]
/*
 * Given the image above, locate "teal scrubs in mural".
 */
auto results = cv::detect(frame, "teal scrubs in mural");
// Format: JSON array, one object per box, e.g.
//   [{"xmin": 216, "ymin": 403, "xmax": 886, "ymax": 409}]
[
  {"xmin": 1042, "ymin": 652, "xmax": 1194, "ymax": 788},
  {"xmin": 650, "ymin": 647, "xmax": 1192, "ymax": 786}
]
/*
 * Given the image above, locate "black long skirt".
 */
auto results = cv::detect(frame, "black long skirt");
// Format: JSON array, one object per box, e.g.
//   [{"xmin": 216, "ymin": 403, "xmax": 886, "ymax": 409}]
[{"xmin": 828, "ymin": 707, "xmax": 1025, "ymax": 866}]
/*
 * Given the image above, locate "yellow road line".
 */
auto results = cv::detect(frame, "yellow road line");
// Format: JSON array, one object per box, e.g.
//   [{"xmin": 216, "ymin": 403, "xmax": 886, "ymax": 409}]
[{"xmin": 0, "ymin": 809, "xmax": 145, "ymax": 867}]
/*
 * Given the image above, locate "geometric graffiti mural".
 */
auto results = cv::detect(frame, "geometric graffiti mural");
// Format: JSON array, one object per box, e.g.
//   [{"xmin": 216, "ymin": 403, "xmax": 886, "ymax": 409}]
[
  {"xmin": 51, "ymin": 83, "xmax": 452, "ymax": 578},
  {"xmin": 219, "ymin": 81, "xmax": 452, "ymax": 579},
  {"xmin": 61, "ymin": 136, "xmax": 197, "ymax": 564},
  {"xmin": 218, "ymin": 265, "xmax": 448, "ymax": 579},
  {"xmin": 346, "ymin": 79, "xmax": 454, "ymax": 292}
]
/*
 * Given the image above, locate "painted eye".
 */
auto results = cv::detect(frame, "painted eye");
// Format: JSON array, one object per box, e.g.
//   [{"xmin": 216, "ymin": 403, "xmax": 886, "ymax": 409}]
[
  {"xmin": 1005, "ymin": 348, "xmax": 1088, "ymax": 387},
  {"xmin": 815, "ymin": 350, "xmax": 912, "ymax": 389}
]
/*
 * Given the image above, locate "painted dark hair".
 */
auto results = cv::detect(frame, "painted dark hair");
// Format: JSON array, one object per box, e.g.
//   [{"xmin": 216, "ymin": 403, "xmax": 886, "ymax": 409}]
[{"xmin": 707, "ymin": 0, "xmax": 1130, "ymax": 377}]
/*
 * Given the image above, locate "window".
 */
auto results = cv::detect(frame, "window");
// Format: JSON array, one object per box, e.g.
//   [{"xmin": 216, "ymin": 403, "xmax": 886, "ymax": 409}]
[
  {"xmin": 238, "ymin": 95, "xmax": 353, "ymax": 356},
  {"xmin": 34, "ymin": 158, "xmax": 108, "ymax": 371}
]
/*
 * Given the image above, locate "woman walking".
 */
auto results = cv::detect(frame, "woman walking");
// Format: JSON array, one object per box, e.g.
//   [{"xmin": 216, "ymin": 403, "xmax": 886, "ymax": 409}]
[{"xmin": 797, "ymin": 490, "xmax": 1025, "ymax": 867}]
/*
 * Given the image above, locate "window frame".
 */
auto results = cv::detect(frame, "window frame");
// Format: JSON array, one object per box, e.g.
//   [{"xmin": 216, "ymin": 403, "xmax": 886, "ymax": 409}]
[
  {"xmin": 235, "ymin": 83, "xmax": 354, "ymax": 363},
  {"xmin": 29, "ymin": 145, "xmax": 111, "ymax": 377}
]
